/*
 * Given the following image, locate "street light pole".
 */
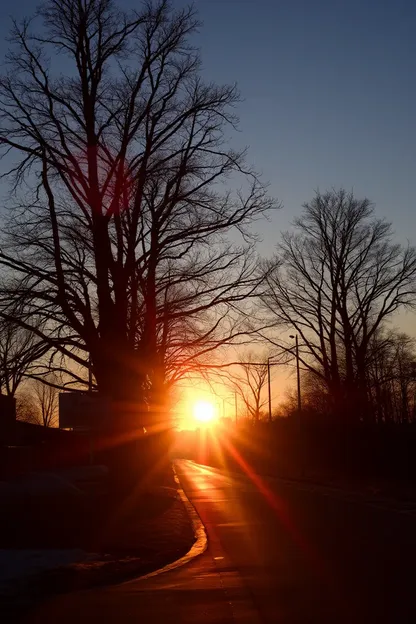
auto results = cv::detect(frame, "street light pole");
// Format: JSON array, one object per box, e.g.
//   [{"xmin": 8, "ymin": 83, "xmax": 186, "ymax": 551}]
[
  {"xmin": 289, "ymin": 335, "xmax": 301, "ymax": 426},
  {"xmin": 295, "ymin": 335, "xmax": 301, "ymax": 418},
  {"xmin": 88, "ymin": 353, "xmax": 93, "ymax": 393},
  {"xmin": 290, "ymin": 334, "xmax": 304, "ymax": 477},
  {"xmin": 267, "ymin": 357, "xmax": 272, "ymax": 423}
]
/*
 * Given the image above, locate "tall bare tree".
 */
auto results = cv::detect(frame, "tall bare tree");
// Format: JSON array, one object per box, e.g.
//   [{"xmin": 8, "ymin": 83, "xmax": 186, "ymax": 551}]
[
  {"xmin": 260, "ymin": 189, "xmax": 416, "ymax": 422},
  {"xmin": 0, "ymin": 0, "xmax": 275, "ymax": 418}
]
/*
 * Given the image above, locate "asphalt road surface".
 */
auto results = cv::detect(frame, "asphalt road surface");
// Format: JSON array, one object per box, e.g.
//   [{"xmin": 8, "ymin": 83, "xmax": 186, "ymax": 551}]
[{"xmin": 29, "ymin": 460, "xmax": 416, "ymax": 623}]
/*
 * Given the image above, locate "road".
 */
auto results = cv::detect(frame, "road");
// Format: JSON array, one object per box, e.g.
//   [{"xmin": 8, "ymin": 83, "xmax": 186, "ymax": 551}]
[{"xmin": 29, "ymin": 459, "xmax": 416, "ymax": 623}]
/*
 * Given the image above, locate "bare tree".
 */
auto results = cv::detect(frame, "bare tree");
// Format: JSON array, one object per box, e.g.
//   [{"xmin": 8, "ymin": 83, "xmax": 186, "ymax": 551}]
[
  {"xmin": 260, "ymin": 189, "xmax": 416, "ymax": 422},
  {"xmin": 276, "ymin": 331, "xmax": 416, "ymax": 426},
  {"xmin": 33, "ymin": 376, "xmax": 59, "ymax": 427},
  {"xmin": 277, "ymin": 370, "xmax": 337, "ymax": 423},
  {"xmin": 367, "ymin": 331, "xmax": 416, "ymax": 424},
  {"xmin": 0, "ymin": 0, "xmax": 275, "ymax": 417},
  {"xmin": 0, "ymin": 319, "xmax": 48, "ymax": 396},
  {"xmin": 227, "ymin": 353, "xmax": 269, "ymax": 423},
  {"xmin": 16, "ymin": 390, "xmax": 39, "ymax": 424}
]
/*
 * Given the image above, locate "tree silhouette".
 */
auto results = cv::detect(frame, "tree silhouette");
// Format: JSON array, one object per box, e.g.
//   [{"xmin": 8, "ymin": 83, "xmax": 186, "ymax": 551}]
[
  {"xmin": 0, "ymin": 0, "xmax": 275, "ymax": 418},
  {"xmin": 232, "ymin": 353, "xmax": 269, "ymax": 423},
  {"xmin": 367, "ymin": 330, "xmax": 416, "ymax": 424},
  {"xmin": 33, "ymin": 375, "xmax": 59, "ymax": 428},
  {"xmin": 0, "ymin": 319, "xmax": 48, "ymax": 397},
  {"xmin": 260, "ymin": 189, "xmax": 416, "ymax": 422}
]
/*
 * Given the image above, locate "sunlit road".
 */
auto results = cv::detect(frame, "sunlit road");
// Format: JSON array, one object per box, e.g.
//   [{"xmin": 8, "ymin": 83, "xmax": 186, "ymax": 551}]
[
  {"xmin": 29, "ymin": 459, "xmax": 416, "ymax": 623},
  {"xmin": 178, "ymin": 461, "xmax": 416, "ymax": 623}
]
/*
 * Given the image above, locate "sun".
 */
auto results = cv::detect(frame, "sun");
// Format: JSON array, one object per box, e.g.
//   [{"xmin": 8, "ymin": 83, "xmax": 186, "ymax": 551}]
[{"xmin": 193, "ymin": 401, "xmax": 216, "ymax": 424}]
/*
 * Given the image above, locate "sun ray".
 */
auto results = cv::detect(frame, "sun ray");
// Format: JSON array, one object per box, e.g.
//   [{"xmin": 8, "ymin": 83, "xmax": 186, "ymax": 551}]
[{"xmin": 219, "ymin": 434, "xmax": 330, "ymax": 580}]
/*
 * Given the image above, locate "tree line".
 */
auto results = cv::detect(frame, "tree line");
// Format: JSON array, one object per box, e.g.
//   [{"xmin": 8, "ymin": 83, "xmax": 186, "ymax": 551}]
[{"xmin": 0, "ymin": 0, "xmax": 414, "ymax": 428}]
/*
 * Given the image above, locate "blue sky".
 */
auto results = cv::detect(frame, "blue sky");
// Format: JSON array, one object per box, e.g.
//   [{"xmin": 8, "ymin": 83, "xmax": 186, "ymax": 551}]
[
  {"xmin": 190, "ymin": 0, "xmax": 416, "ymax": 247},
  {"xmin": 1, "ymin": 0, "xmax": 414, "ymax": 239},
  {"xmin": 0, "ymin": 0, "xmax": 415, "ymax": 329}
]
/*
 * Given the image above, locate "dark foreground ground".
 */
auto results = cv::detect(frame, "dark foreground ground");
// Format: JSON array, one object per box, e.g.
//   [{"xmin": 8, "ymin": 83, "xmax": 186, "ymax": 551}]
[
  {"xmin": 0, "ymin": 466, "xmax": 195, "ymax": 622},
  {"xmin": 25, "ymin": 459, "xmax": 416, "ymax": 623}
]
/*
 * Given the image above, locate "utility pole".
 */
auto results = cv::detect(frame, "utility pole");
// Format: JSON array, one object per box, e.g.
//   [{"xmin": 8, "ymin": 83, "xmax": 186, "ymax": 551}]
[
  {"xmin": 267, "ymin": 357, "xmax": 272, "ymax": 423},
  {"xmin": 290, "ymin": 334, "xmax": 304, "ymax": 477},
  {"xmin": 235, "ymin": 391, "xmax": 238, "ymax": 425},
  {"xmin": 295, "ymin": 334, "xmax": 301, "ymax": 420},
  {"xmin": 88, "ymin": 354, "xmax": 93, "ymax": 393},
  {"xmin": 289, "ymin": 335, "xmax": 302, "ymax": 426}
]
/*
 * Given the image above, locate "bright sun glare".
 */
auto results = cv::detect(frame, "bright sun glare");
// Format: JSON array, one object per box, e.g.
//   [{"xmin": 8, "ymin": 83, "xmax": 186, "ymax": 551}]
[{"xmin": 193, "ymin": 401, "xmax": 216, "ymax": 424}]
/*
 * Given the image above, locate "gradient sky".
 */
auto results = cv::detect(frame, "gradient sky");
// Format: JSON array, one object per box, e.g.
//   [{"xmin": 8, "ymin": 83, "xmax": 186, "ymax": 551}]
[
  {"xmin": 191, "ymin": 0, "xmax": 416, "ymax": 246},
  {"xmin": 0, "ymin": 0, "xmax": 415, "ymax": 331}
]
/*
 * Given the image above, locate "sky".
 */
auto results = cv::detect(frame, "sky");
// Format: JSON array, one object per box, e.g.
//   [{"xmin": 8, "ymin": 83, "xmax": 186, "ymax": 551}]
[
  {"xmin": 1, "ymin": 0, "xmax": 414, "ymax": 245},
  {"xmin": 0, "ymin": 0, "xmax": 414, "ymax": 415}
]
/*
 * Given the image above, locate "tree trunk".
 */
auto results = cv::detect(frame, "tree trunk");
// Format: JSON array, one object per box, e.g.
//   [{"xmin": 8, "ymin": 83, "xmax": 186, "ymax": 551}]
[{"xmin": 92, "ymin": 336, "xmax": 146, "ymax": 427}]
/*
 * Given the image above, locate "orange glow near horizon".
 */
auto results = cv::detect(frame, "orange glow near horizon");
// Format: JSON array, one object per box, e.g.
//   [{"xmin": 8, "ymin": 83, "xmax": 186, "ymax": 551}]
[{"xmin": 174, "ymin": 377, "xmax": 229, "ymax": 430}]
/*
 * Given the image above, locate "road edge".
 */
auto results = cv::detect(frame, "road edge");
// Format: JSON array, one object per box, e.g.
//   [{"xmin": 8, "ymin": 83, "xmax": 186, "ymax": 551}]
[{"xmin": 133, "ymin": 461, "xmax": 208, "ymax": 582}]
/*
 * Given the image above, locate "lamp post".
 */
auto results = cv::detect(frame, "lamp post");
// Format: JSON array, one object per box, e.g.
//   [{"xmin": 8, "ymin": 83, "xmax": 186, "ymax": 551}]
[
  {"xmin": 289, "ymin": 334, "xmax": 301, "ymax": 425},
  {"xmin": 267, "ymin": 357, "xmax": 272, "ymax": 423},
  {"xmin": 290, "ymin": 333, "xmax": 305, "ymax": 477},
  {"xmin": 88, "ymin": 354, "xmax": 93, "ymax": 393}
]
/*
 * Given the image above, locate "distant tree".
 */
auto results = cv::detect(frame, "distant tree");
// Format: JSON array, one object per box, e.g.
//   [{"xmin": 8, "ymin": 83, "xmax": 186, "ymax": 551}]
[
  {"xmin": 16, "ymin": 390, "xmax": 38, "ymax": 424},
  {"xmin": 16, "ymin": 376, "xmax": 59, "ymax": 428},
  {"xmin": 260, "ymin": 189, "xmax": 416, "ymax": 422},
  {"xmin": 367, "ymin": 331, "xmax": 416, "ymax": 424},
  {"xmin": 228, "ymin": 353, "xmax": 269, "ymax": 423},
  {"xmin": 277, "ymin": 332, "xmax": 416, "ymax": 426},
  {"xmin": 0, "ymin": 319, "xmax": 48, "ymax": 397},
  {"xmin": 276, "ymin": 370, "xmax": 332, "ymax": 424},
  {"xmin": 0, "ymin": 0, "xmax": 275, "ymax": 420},
  {"xmin": 32, "ymin": 376, "xmax": 59, "ymax": 428}
]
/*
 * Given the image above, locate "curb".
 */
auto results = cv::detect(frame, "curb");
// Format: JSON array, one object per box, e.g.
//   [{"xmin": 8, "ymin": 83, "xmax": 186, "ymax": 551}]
[{"xmin": 133, "ymin": 462, "xmax": 208, "ymax": 582}]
